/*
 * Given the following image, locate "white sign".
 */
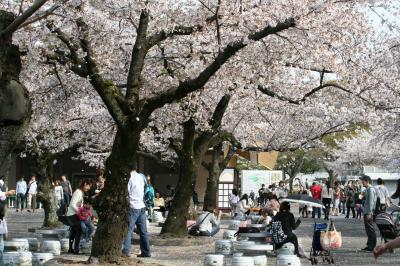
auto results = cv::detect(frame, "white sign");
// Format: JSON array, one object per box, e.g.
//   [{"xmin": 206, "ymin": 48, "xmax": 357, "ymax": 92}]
[{"xmin": 241, "ymin": 170, "xmax": 283, "ymax": 196}]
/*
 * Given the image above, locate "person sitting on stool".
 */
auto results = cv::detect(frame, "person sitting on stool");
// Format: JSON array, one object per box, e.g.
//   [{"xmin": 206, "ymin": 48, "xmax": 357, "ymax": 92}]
[{"xmin": 273, "ymin": 202, "xmax": 302, "ymax": 257}]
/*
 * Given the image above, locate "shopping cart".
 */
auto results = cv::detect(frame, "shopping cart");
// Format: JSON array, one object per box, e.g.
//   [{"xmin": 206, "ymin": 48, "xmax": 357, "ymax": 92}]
[{"xmin": 309, "ymin": 222, "xmax": 334, "ymax": 265}]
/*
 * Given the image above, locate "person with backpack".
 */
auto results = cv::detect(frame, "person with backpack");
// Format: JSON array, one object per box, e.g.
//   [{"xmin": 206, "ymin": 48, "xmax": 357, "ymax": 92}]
[
  {"xmin": 0, "ymin": 189, "xmax": 16, "ymax": 265},
  {"xmin": 272, "ymin": 202, "xmax": 302, "ymax": 257},
  {"xmin": 360, "ymin": 175, "xmax": 377, "ymax": 252},
  {"xmin": 375, "ymin": 178, "xmax": 391, "ymax": 212},
  {"xmin": 345, "ymin": 183, "xmax": 356, "ymax": 219},
  {"xmin": 123, "ymin": 162, "xmax": 151, "ymax": 258}
]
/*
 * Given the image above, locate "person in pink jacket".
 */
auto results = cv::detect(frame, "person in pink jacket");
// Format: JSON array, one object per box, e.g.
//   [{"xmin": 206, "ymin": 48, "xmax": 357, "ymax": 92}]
[{"xmin": 77, "ymin": 203, "xmax": 95, "ymax": 241}]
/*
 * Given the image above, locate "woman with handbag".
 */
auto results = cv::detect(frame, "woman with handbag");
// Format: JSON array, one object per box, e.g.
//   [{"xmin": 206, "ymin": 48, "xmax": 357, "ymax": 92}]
[{"xmin": 66, "ymin": 179, "xmax": 92, "ymax": 254}]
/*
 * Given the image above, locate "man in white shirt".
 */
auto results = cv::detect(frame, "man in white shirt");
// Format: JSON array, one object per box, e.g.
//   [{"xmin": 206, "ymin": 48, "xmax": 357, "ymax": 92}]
[
  {"xmin": 27, "ymin": 175, "xmax": 38, "ymax": 213},
  {"xmin": 16, "ymin": 176, "xmax": 27, "ymax": 212},
  {"xmin": 123, "ymin": 162, "xmax": 151, "ymax": 258}
]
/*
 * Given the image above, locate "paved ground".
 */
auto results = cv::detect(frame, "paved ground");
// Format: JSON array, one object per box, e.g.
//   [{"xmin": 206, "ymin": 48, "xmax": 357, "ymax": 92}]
[{"xmin": 6, "ymin": 208, "xmax": 400, "ymax": 265}]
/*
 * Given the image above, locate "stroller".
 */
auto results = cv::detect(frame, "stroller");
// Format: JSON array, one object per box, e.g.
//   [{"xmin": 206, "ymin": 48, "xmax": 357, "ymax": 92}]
[
  {"xmin": 375, "ymin": 204, "xmax": 400, "ymax": 243},
  {"xmin": 309, "ymin": 222, "xmax": 334, "ymax": 265}
]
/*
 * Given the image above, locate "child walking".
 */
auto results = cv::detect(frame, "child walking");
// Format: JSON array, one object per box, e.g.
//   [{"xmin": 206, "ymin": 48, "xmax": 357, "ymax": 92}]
[{"xmin": 355, "ymin": 199, "xmax": 363, "ymax": 220}]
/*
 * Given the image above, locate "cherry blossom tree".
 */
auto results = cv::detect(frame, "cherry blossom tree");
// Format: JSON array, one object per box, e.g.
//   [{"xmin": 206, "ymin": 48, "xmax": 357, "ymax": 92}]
[
  {"xmin": 4, "ymin": 0, "xmax": 398, "ymax": 260},
  {"xmin": 0, "ymin": 0, "xmax": 74, "ymax": 173}
]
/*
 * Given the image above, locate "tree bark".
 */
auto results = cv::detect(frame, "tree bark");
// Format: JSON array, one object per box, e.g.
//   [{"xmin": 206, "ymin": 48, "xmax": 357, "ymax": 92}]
[
  {"xmin": 161, "ymin": 119, "xmax": 198, "ymax": 237},
  {"xmin": 203, "ymin": 147, "xmax": 222, "ymax": 211},
  {"xmin": 0, "ymin": 11, "xmax": 31, "ymax": 171},
  {"xmin": 32, "ymin": 154, "xmax": 59, "ymax": 228},
  {"xmin": 91, "ymin": 125, "xmax": 140, "ymax": 261}
]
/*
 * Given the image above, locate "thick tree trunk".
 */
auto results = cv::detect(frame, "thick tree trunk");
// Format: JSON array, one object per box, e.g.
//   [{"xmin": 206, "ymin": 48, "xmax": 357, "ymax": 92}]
[
  {"xmin": 203, "ymin": 148, "xmax": 221, "ymax": 211},
  {"xmin": 91, "ymin": 126, "xmax": 140, "ymax": 261},
  {"xmin": 0, "ymin": 11, "xmax": 31, "ymax": 170},
  {"xmin": 33, "ymin": 154, "xmax": 60, "ymax": 228},
  {"xmin": 161, "ymin": 119, "xmax": 198, "ymax": 236},
  {"xmin": 40, "ymin": 178, "xmax": 59, "ymax": 227}
]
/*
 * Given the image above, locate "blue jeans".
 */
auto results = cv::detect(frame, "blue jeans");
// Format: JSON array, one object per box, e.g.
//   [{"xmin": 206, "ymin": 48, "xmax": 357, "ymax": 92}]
[
  {"xmin": 312, "ymin": 207, "xmax": 321, "ymax": 218},
  {"xmin": 123, "ymin": 208, "xmax": 150, "ymax": 256},
  {"xmin": 0, "ymin": 234, "xmax": 4, "ymax": 266},
  {"xmin": 80, "ymin": 218, "xmax": 95, "ymax": 240},
  {"xmin": 63, "ymin": 192, "xmax": 71, "ymax": 206},
  {"xmin": 16, "ymin": 193, "xmax": 25, "ymax": 210}
]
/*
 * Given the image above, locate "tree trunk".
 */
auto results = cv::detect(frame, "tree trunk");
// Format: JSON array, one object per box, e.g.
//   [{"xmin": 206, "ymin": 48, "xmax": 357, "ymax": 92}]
[
  {"xmin": 203, "ymin": 147, "xmax": 222, "ymax": 211},
  {"xmin": 91, "ymin": 126, "xmax": 140, "ymax": 261},
  {"xmin": 0, "ymin": 11, "xmax": 31, "ymax": 170},
  {"xmin": 40, "ymin": 178, "xmax": 59, "ymax": 227},
  {"xmin": 161, "ymin": 119, "xmax": 198, "ymax": 236},
  {"xmin": 33, "ymin": 154, "xmax": 60, "ymax": 228}
]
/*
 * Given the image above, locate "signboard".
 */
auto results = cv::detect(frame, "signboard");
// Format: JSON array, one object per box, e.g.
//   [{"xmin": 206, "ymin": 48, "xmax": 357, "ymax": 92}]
[{"xmin": 240, "ymin": 170, "xmax": 283, "ymax": 195}]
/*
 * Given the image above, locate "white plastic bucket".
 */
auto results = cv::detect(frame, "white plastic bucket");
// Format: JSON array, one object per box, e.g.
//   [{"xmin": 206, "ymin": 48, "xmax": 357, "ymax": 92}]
[
  {"xmin": 232, "ymin": 256, "xmax": 254, "ymax": 266},
  {"xmin": 215, "ymin": 240, "xmax": 233, "ymax": 255},
  {"xmin": 229, "ymin": 220, "xmax": 241, "ymax": 230},
  {"xmin": 41, "ymin": 240, "xmax": 61, "ymax": 255},
  {"xmin": 276, "ymin": 255, "xmax": 301, "ymax": 266},
  {"xmin": 13, "ymin": 238, "xmax": 40, "ymax": 251},
  {"xmin": 4, "ymin": 240, "xmax": 29, "ymax": 251},
  {"xmin": 276, "ymin": 243, "xmax": 295, "ymax": 256},
  {"xmin": 152, "ymin": 211, "xmax": 164, "ymax": 223},
  {"xmin": 3, "ymin": 251, "xmax": 32, "ymax": 266},
  {"xmin": 60, "ymin": 238, "xmax": 70, "ymax": 252},
  {"xmin": 253, "ymin": 255, "xmax": 267, "ymax": 266},
  {"xmin": 223, "ymin": 230, "xmax": 237, "ymax": 241},
  {"xmin": 32, "ymin": 252, "xmax": 54, "ymax": 266},
  {"xmin": 204, "ymin": 254, "xmax": 224, "ymax": 266}
]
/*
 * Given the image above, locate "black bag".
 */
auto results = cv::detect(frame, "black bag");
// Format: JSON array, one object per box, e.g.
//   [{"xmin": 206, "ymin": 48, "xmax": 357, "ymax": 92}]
[
  {"xmin": 233, "ymin": 227, "xmax": 260, "ymax": 237},
  {"xmin": 188, "ymin": 213, "xmax": 210, "ymax": 236}
]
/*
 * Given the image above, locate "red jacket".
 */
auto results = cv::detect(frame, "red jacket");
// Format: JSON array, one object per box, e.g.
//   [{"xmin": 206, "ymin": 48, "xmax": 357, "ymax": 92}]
[
  {"xmin": 77, "ymin": 206, "xmax": 92, "ymax": 221},
  {"xmin": 310, "ymin": 185, "xmax": 322, "ymax": 200}
]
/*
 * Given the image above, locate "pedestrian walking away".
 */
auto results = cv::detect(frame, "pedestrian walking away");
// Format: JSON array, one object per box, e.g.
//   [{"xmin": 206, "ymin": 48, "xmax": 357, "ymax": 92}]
[
  {"xmin": 360, "ymin": 175, "xmax": 377, "ymax": 252},
  {"xmin": 123, "ymin": 162, "xmax": 151, "ymax": 258},
  {"xmin": 375, "ymin": 178, "xmax": 391, "ymax": 212},
  {"xmin": 321, "ymin": 180, "xmax": 333, "ymax": 221},
  {"xmin": 310, "ymin": 182, "xmax": 322, "ymax": 219},
  {"xmin": 15, "ymin": 176, "xmax": 27, "ymax": 212},
  {"xmin": 60, "ymin": 175, "xmax": 73, "ymax": 206},
  {"xmin": 345, "ymin": 182, "xmax": 356, "ymax": 219}
]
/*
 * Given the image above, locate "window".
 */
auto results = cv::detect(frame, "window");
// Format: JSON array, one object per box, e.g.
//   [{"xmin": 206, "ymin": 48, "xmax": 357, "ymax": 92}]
[{"xmin": 218, "ymin": 183, "xmax": 234, "ymax": 208}]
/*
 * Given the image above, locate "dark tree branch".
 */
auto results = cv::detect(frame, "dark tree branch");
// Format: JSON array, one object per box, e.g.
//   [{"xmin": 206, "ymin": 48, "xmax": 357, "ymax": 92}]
[
  {"xmin": 19, "ymin": 3, "xmax": 61, "ymax": 29},
  {"xmin": 126, "ymin": 10, "xmax": 150, "ymax": 103},
  {"xmin": 209, "ymin": 94, "xmax": 231, "ymax": 130},
  {"xmin": 76, "ymin": 19, "xmax": 128, "ymax": 128},
  {"xmin": 258, "ymin": 83, "xmax": 352, "ymax": 104},
  {"xmin": 0, "ymin": 0, "xmax": 48, "ymax": 37},
  {"xmin": 141, "ymin": 18, "xmax": 296, "ymax": 119}
]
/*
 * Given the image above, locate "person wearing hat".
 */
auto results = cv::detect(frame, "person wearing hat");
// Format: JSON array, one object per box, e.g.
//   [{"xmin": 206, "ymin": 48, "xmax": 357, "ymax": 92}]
[
  {"xmin": 123, "ymin": 162, "xmax": 151, "ymax": 258},
  {"xmin": 360, "ymin": 175, "xmax": 377, "ymax": 252}
]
